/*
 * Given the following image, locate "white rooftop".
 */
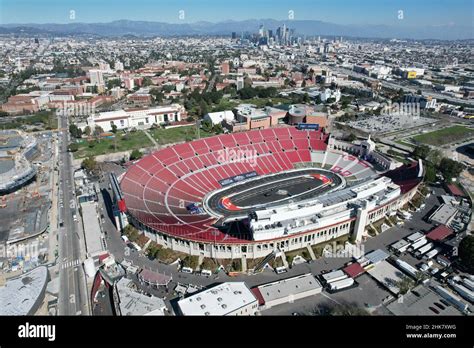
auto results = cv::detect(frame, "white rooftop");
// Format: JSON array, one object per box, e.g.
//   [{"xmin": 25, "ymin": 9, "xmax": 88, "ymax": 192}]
[
  {"xmin": 80, "ymin": 201, "xmax": 104, "ymax": 257},
  {"xmin": 178, "ymin": 282, "xmax": 256, "ymax": 316},
  {"xmin": 116, "ymin": 278, "xmax": 166, "ymax": 316},
  {"xmin": 256, "ymin": 273, "xmax": 322, "ymax": 303},
  {"xmin": 0, "ymin": 266, "xmax": 48, "ymax": 315}
]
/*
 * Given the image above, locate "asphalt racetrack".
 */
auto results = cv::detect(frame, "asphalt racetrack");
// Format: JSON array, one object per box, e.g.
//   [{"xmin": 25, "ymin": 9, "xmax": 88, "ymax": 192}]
[{"xmin": 205, "ymin": 169, "xmax": 343, "ymax": 218}]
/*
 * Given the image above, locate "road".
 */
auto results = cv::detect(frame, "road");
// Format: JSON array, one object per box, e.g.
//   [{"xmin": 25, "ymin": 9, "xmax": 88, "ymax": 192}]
[
  {"xmin": 57, "ymin": 113, "xmax": 90, "ymax": 315},
  {"xmin": 328, "ymin": 65, "xmax": 474, "ymax": 107}
]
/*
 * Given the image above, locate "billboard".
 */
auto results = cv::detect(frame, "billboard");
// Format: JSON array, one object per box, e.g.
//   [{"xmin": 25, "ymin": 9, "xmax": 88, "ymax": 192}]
[
  {"xmin": 297, "ymin": 123, "xmax": 319, "ymax": 130},
  {"xmin": 219, "ymin": 171, "xmax": 258, "ymax": 186},
  {"xmin": 407, "ymin": 71, "xmax": 417, "ymax": 79}
]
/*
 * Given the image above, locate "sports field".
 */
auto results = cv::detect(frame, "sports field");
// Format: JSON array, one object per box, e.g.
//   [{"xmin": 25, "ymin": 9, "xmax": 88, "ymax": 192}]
[{"xmin": 412, "ymin": 125, "xmax": 474, "ymax": 146}]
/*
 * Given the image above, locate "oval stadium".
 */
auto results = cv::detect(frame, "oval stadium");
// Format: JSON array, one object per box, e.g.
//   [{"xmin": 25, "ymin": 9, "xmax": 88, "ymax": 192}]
[{"xmin": 118, "ymin": 127, "xmax": 423, "ymax": 260}]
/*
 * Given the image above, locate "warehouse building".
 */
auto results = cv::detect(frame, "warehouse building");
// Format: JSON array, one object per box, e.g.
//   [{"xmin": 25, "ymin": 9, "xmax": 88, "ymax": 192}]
[
  {"xmin": 251, "ymin": 273, "xmax": 322, "ymax": 309},
  {"xmin": 177, "ymin": 282, "xmax": 257, "ymax": 316}
]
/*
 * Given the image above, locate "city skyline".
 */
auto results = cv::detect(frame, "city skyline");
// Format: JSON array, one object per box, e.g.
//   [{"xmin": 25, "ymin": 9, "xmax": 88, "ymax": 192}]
[{"xmin": 1, "ymin": 0, "xmax": 473, "ymax": 26}]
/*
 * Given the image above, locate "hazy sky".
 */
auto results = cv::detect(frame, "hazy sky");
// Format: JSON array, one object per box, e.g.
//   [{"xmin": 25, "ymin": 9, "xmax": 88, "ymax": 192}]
[{"xmin": 1, "ymin": 0, "xmax": 472, "ymax": 26}]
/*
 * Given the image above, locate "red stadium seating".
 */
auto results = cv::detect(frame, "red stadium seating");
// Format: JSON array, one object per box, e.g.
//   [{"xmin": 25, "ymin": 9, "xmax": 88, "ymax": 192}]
[{"xmin": 121, "ymin": 127, "xmax": 329, "ymax": 243}]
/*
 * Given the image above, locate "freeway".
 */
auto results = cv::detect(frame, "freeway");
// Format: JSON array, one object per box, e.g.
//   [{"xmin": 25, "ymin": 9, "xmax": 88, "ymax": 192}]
[
  {"xmin": 327, "ymin": 65, "xmax": 474, "ymax": 107},
  {"xmin": 57, "ymin": 113, "xmax": 90, "ymax": 316}
]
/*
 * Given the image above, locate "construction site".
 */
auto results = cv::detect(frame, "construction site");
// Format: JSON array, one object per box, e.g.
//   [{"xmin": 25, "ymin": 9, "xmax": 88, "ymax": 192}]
[{"xmin": 0, "ymin": 130, "xmax": 57, "ymax": 280}]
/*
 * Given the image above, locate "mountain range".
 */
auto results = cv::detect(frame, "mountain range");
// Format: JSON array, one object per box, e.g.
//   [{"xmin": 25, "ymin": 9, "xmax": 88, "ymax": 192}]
[{"xmin": 0, "ymin": 19, "xmax": 472, "ymax": 40}]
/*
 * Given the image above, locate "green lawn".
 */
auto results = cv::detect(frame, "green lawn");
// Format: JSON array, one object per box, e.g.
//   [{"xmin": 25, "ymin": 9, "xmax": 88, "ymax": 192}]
[
  {"xmin": 211, "ymin": 98, "xmax": 239, "ymax": 112},
  {"xmin": 0, "ymin": 111, "xmax": 58, "ymax": 131},
  {"xmin": 74, "ymin": 130, "xmax": 152, "ymax": 158},
  {"xmin": 412, "ymin": 125, "xmax": 474, "ymax": 146},
  {"xmin": 240, "ymin": 97, "xmax": 293, "ymax": 108},
  {"xmin": 150, "ymin": 125, "xmax": 215, "ymax": 144}
]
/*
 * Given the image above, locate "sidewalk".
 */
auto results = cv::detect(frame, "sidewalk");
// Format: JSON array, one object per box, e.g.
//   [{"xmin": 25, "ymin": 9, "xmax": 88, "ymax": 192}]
[
  {"xmin": 143, "ymin": 129, "xmax": 158, "ymax": 147},
  {"xmin": 47, "ymin": 140, "xmax": 59, "ymax": 267}
]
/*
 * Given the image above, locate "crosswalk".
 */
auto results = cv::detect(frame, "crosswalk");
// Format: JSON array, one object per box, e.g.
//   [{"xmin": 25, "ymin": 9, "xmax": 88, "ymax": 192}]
[{"xmin": 61, "ymin": 259, "xmax": 81, "ymax": 270}]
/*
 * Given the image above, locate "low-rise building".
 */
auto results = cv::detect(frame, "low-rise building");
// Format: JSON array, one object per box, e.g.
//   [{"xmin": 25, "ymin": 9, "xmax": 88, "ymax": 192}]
[
  {"xmin": 251, "ymin": 273, "xmax": 322, "ymax": 309},
  {"xmin": 177, "ymin": 282, "xmax": 258, "ymax": 316},
  {"xmin": 84, "ymin": 104, "xmax": 185, "ymax": 132}
]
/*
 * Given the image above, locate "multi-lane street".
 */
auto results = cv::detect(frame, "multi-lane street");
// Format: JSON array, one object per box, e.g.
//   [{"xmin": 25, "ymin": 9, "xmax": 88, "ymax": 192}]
[
  {"xmin": 57, "ymin": 113, "xmax": 90, "ymax": 316},
  {"xmin": 326, "ymin": 65, "xmax": 474, "ymax": 107}
]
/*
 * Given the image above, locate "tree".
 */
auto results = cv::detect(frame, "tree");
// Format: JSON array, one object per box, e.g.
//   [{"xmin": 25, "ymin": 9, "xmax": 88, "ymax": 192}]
[
  {"xmin": 414, "ymin": 271, "xmax": 428, "ymax": 285},
  {"xmin": 123, "ymin": 224, "xmax": 140, "ymax": 242},
  {"xmin": 83, "ymin": 126, "xmax": 91, "ymax": 136},
  {"xmin": 347, "ymin": 133, "xmax": 357, "ymax": 142},
  {"xmin": 213, "ymin": 123, "xmax": 224, "ymax": 134},
  {"xmin": 129, "ymin": 149, "xmax": 143, "ymax": 161},
  {"xmin": 69, "ymin": 124, "xmax": 82, "ymax": 138},
  {"xmin": 182, "ymin": 256, "xmax": 199, "ymax": 269},
  {"xmin": 81, "ymin": 156, "xmax": 97, "ymax": 173},
  {"xmin": 146, "ymin": 243, "xmax": 160, "ymax": 259},
  {"xmin": 438, "ymin": 158, "xmax": 465, "ymax": 182},
  {"xmin": 93, "ymin": 125, "xmax": 104, "ymax": 137},
  {"xmin": 107, "ymin": 79, "xmax": 121, "ymax": 90},
  {"xmin": 68, "ymin": 143, "xmax": 79, "ymax": 152},
  {"xmin": 142, "ymin": 77, "xmax": 153, "ymax": 87},
  {"xmin": 459, "ymin": 235, "xmax": 474, "ymax": 273},
  {"xmin": 396, "ymin": 276, "xmax": 415, "ymax": 295},
  {"xmin": 237, "ymin": 86, "xmax": 257, "ymax": 99},
  {"xmin": 424, "ymin": 164, "xmax": 437, "ymax": 183},
  {"xmin": 111, "ymin": 124, "xmax": 118, "ymax": 134},
  {"xmin": 199, "ymin": 100, "xmax": 208, "ymax": 116},
  {"xmin": 201, "ymin": 120, "xmax": 213, "ymax": 133},
  {"xmin": 150, "ymin": 88, "xmax": 164, "ymax": 103},
  {"xmin": 412, "ymin": 145, "xmax": 431, "ymax": 160},
  {"xmin": 427, "ymin": 149, "xmax": 443, "ymax": 166},
  {"xmin": 231, "ymin": 259, "xmax": 241, "ymax": 272}
]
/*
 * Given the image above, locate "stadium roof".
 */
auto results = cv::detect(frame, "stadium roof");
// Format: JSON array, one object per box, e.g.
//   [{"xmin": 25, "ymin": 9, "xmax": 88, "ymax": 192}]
[
  {"xmin": 0, "ymin": 266, "xmax": 48, "ymax": 315},
  {"xmin": 426, "ymin": 225, "xmax": 454, "ymax": 241}
]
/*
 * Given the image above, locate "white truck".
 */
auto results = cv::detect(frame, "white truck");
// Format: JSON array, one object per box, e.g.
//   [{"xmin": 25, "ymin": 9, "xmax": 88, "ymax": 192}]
[{"xmin": 328, "ymin": 277, "xmax": 354, "ymax": 291}]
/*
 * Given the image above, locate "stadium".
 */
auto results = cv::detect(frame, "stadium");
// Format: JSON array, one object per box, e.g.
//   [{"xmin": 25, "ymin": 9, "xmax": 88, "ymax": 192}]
[
  {"xmin": 118, "ymin": 126, "xmax": 423, "ymax": 260},
  {"xmin": 0, "ymin": 130, "xmax": 38, "ymax": 195}
]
